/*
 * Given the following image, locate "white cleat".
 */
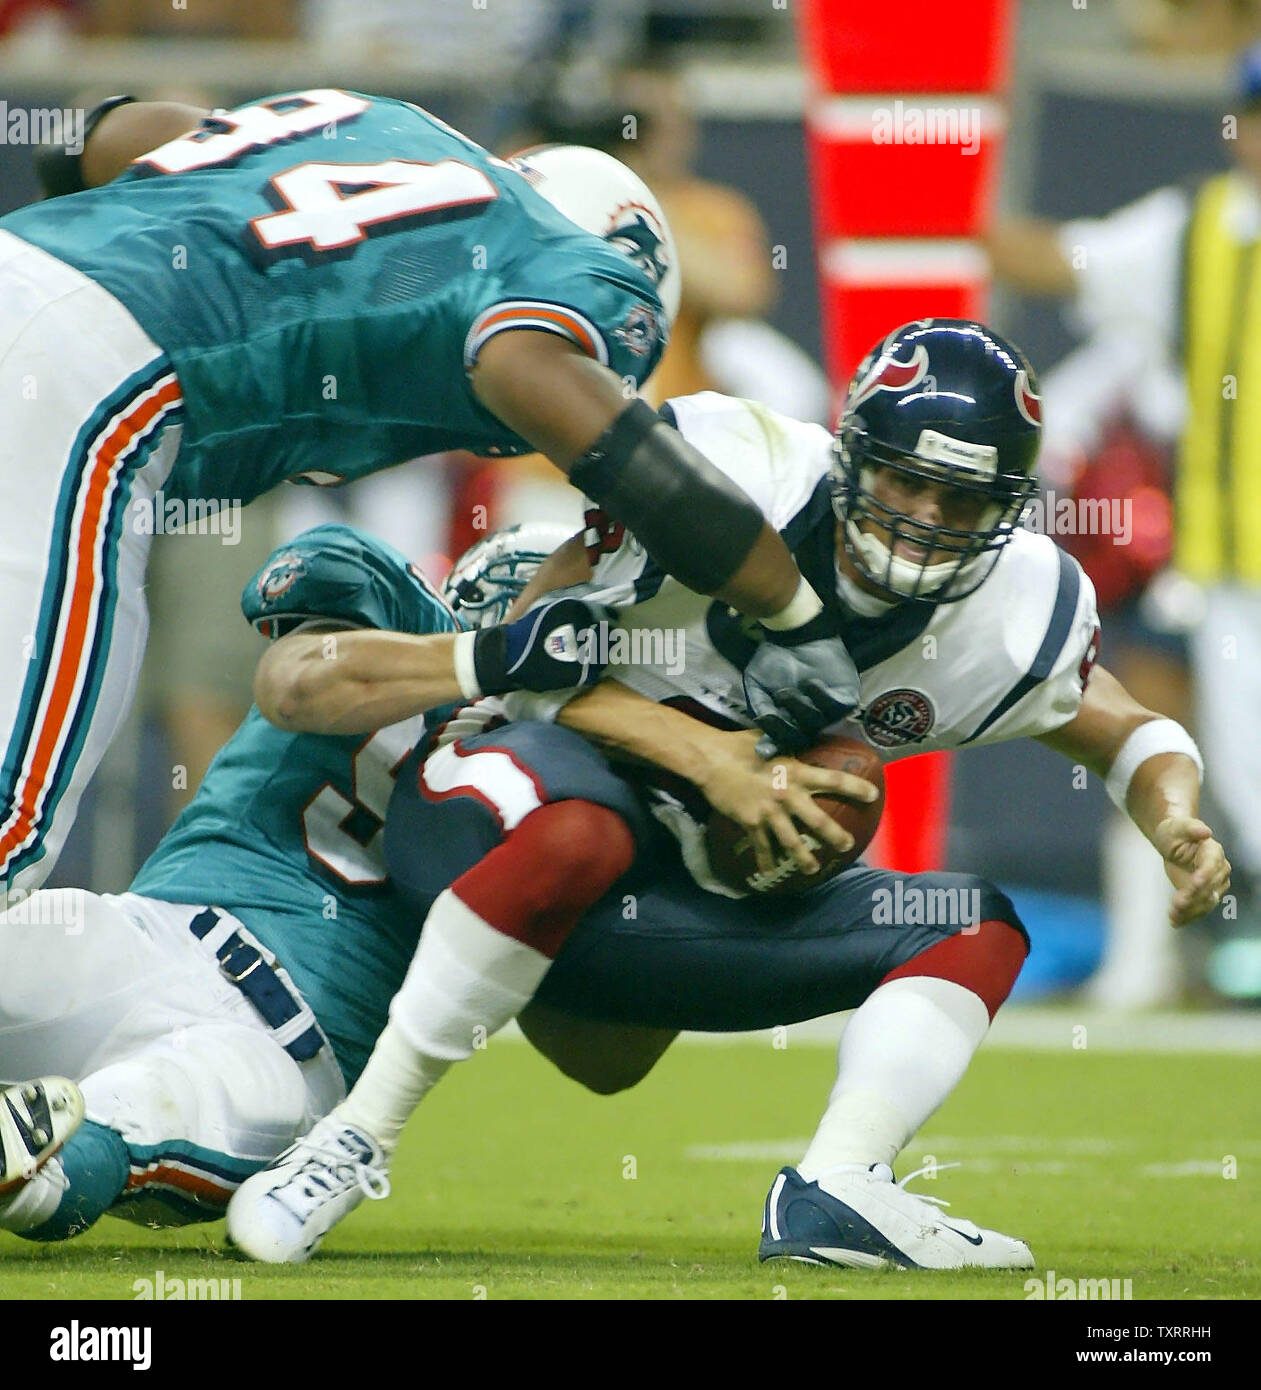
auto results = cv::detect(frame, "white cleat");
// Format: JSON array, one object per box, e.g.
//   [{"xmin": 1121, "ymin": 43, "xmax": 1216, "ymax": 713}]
[
  {"xmin": 0, "ymin": 1076, "xmax": 84, "ymax": 1197},
  {"xmin": 226, "ymin": 1116, "xmax": 390, "ymax": 1264},
  {"xmin": 759, "ymin": 1162, "xmax": 1035, "ymax": 1270}
]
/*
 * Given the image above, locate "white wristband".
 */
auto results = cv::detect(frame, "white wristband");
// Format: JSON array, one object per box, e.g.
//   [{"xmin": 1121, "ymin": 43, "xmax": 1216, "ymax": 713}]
[
  {"xmin": 760, "ymin": 576, "xmax": 824, "ymax": 632},
  {"xmin": 452, "ymin": 630, "xmax": 483, "ymax": 701},
  {"xmin": 1105, "ymin": 718, "xmax": 1203, "ymax": 811}
]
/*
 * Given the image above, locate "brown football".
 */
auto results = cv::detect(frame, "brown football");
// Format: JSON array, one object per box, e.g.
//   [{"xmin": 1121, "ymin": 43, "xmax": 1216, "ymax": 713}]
[{"xmin": 704, "ymin": 734, "xmax": 886, "ymax": 897}]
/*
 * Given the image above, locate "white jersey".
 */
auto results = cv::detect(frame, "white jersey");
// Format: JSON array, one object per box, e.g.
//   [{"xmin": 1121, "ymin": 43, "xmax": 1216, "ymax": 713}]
[{"xmin": 507, "ymin": 392, "xmax": 1101, "ymax": 761}]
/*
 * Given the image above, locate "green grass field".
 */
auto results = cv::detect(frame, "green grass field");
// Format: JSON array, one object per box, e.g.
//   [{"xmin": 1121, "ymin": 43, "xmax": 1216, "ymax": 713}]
[{"xmin": 2, "ymin": 1034, "xmax": 1258, "ymax": 1300}]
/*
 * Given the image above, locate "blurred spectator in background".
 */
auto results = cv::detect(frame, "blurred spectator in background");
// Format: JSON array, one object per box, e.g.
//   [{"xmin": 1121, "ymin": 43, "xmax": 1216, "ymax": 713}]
[
  {"xmin": 0, "ymin": 0, "xmax": 77, "ymax": 42},
  {"xmin": 303, "ymin": 0, "xmax": 557, "ymax": 76},
  {"xmin": 86, "ymin": 0, "xmax": 297, "ymax": 39},
  {"xmin": 510, "ymin": 66, "xmax": 831, "ymax": 422},
  {"xmin": 1029, "ymin": 334, "xmax": 1193, "ymax": 1007},
  {"xmin": 1119, "ymin": 0, "xmax": 1261, "ymax": 54},
  {"xmin": 614, "ymin": 68, "xmax": 831, "ymax": 423},
  {"xmin": 277, "ymin": 459, "xmax": 457, "ymax": 585},
  {"xmin": 989, "ymin": 42, "xmax": 1261, "ymax": 1003},
  {"xmin": 476, "ymin": 62, "xmax": 831, "ymax": 535}
]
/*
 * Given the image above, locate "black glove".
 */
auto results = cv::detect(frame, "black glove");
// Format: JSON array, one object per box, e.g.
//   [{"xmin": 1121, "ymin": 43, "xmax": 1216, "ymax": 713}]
[
  {"xmin": 743, "ymin": 611, "xmax": 861, "ymax": 757},
  {"xmin": 468, "ymin": 598, "xmax": 613, "ymax": 696}
]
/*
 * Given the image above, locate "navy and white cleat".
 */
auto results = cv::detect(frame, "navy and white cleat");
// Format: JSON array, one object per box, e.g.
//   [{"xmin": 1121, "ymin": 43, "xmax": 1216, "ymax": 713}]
[
  {"xmin": 226, "ymin": 1116, "xmax": 390, "ymax": 1264},
  {"xmin": 0, "ymin": 1077, "xmax": 84, "ymax": 1197},
  {"xmin": 758, "ymin": 1163, "xmax": 1035, "ymax": 1270}
]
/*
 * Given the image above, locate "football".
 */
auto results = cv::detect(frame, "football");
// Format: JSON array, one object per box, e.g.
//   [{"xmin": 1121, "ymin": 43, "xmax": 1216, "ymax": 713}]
[{"xmin": 704, "ymin": 734, "xmax": 886, "ymax": 897}]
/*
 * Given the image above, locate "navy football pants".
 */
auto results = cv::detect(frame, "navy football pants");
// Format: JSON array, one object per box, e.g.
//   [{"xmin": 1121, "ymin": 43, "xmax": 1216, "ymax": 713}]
[{"xmin": 385, "ymin": 721, "xmax": 1026, "ymax": 1032}]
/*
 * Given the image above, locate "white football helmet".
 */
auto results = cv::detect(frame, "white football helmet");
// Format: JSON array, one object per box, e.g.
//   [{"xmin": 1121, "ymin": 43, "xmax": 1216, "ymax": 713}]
[
  {"xmin": 506, "ymin": 143, "xmax": 681, "ymax": 325},
  {"xmin": 441, "ymin": 521, "xmax": 575, "ymax": 629}
]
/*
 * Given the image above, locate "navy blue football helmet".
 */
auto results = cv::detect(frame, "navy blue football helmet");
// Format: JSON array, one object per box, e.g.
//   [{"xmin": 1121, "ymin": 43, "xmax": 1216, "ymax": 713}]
[{"xmin": 832, "ymin": 319, "xmax": 1041, "ymax": 604}]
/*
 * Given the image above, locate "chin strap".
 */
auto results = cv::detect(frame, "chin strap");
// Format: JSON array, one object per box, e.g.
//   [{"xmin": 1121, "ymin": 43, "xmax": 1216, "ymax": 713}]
[{"xmin": 845, "ymin": 520, "xmax": 961, "ymax": 598}]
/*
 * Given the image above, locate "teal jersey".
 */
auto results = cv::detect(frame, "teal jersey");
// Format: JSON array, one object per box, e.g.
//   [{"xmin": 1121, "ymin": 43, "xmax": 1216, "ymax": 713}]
[
  {"xmin": 3, "ymin": 90, "xmax": 667, "ymax": 503},
  {"xmin": 130, "ymin": 525, "xmax": 458, "ymax": 1086}
]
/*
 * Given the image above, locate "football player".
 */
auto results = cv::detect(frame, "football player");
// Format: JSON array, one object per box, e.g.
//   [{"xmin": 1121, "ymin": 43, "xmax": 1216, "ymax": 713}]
[
  {"xmin": 0, "ymin": 523, "xmax": 859, "ymax": 1243},
  {"xmin": 0, "ymin": 90, "xmax": 855, "ymax": 897},
  {"xmin": 225, "ymin": 320, "xmax": 1230, "ymax": 1270},
  {"xmin": 0, "ymin": 522, "xmax": 621, "ymax": 1239}
]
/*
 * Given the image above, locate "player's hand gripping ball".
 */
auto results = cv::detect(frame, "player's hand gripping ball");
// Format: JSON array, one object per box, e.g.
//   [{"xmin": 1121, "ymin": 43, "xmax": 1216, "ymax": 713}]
[{"xmin": 705, "ymin": 734, "xmax": 885, "ymax": 896}]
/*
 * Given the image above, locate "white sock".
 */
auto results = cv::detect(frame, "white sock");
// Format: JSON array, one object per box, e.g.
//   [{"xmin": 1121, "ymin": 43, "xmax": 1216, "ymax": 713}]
[
  {"xmin": 797, "ymin": 976, "xmax": 990, "ymax": 1181},
  {"xmin": 0, "ymin": 1156, "xmax": 68, "ymax": 1233},
  {"xmin": 336, "ymin": 889, "xmax": 550, "ymax": 1154},
  {"xmin": 335, "ymin": 1022, "xmax": 449, "ymax": 1157}
]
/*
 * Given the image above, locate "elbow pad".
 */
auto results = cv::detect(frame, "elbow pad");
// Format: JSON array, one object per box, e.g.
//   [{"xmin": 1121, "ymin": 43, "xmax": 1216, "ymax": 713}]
[
  {"xmin": 568, "ymin": 399, "xmax": 765, "ymax": 595},
  {"xmin": 34, "ymin": 94, "xmax": 137, "ymax": 198}
]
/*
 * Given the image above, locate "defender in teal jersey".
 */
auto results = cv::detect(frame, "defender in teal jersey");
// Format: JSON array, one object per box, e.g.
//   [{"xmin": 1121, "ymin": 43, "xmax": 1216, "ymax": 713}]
[
  {"xmin": 0, "ymin": 87, "xmax": 859, "ymax": 895},
  {"xmin": 12, "ymin": 91, "xmax": 675, "ymax": 502},
  {"xmin": 130, "ymin": 524, "xmax": 459, "ymax": 1088},
  {"xmin": 0, "ymin": 521, "xmax": 609, "ymax": 1235}
]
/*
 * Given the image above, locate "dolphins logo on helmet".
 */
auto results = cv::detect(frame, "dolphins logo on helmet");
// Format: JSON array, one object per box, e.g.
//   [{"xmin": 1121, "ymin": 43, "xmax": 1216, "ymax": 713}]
[{"xmin": 506, "ymin": 144, "xmax": 681, "ymax": 325}]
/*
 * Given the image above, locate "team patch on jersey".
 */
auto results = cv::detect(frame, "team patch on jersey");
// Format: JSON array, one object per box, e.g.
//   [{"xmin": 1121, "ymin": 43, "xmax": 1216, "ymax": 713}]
[
  {"xmin": 256, "ymin": 552, "xmax": 307, "ymax": 604},
  {"xmin": 861, "ymin": 688, "xmax": 936, "ymax": 747},
  {"xmin": 612, "ymin": 303, "xmax": 661, "ymax": 358}
]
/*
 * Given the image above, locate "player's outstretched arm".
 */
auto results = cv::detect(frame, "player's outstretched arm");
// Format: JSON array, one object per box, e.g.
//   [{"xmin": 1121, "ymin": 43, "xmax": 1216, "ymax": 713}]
[
  {"xmin": 252, "ymin": 596, "xmax": 615, "ymax": 735},
  {"xmin": 504, "ymin": 532, "xmax": 592, "ymax": 619},
  {"xmin": 556, "ymin": 679, "xmax": 878, "ymax": 877},
  {"xmin": 253, "ymin": 627, "xmax": 466, "ymax": 735},
  {"xmin": 1037, "ymin": 665, "xmax": 1230, "ymax": 926},
  {"xmin": 470, "ymin": 332, "xmax": 802, "ymax": 617}
]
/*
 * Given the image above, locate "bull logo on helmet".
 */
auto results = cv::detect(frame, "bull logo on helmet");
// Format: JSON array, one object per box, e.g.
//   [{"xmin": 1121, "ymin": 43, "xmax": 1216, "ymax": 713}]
[
  {"xmin": 848, "ymin": 344, "xmax": 931, "ymax": 412},
  {"xmin": 1014, "ymin": 368, "xmax": 1042, "ymax": 426}
]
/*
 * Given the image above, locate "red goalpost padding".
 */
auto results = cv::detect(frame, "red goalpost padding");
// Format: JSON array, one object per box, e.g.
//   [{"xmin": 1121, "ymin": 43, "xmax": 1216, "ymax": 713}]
[{"xmin": 797, "ymin": 0, "xmax": 1017, "ymax": 871}]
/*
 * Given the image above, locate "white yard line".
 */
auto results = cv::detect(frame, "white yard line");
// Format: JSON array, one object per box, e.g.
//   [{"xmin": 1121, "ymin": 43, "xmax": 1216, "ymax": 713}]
[
  {"xmin": 661, "ymin": 1007, "xmax": 1261, "ymax": 1055},
  {"xmin": 497, "ymin": 1007, "xmax": 1261, "ymax": 1053},
  {"xmin": 684, "ymin": 1137, "xmax": 1261, "ymax": 1167}
]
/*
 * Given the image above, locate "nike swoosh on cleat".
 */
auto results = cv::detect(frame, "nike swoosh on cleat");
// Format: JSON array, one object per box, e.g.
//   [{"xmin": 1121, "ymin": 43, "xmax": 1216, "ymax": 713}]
[
  {"xmin": 5, "ymin": 1095, "xmax": 45, "ymax": 1158},
  {"xmin": 940, "ymin": 1223, "xmax": 984, "ymax": 1246}
]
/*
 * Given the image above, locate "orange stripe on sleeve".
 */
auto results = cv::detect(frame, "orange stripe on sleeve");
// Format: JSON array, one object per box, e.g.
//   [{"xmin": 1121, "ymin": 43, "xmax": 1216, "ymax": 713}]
[{"xmin": 478, "ymin": 304, "xmax": 601, "ymax": 360}]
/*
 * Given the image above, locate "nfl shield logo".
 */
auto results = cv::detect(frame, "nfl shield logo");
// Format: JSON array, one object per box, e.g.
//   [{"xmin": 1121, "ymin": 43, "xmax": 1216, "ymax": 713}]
[
  {"xmin": 545, "ymin": 627, "xmax": 578, "ymax": 661},
  {"xmin": 862, "ymin": 688, "xmax": 935, "ymax": 748}
]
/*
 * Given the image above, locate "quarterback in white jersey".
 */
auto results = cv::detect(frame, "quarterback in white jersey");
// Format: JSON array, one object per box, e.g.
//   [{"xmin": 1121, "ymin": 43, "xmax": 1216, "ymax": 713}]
[
  {"xmin": 493, "ymin": 389, "xmax": 1098, "ymax": 892},
  {"xmin": 227, "ymin": 320, "xmax": 1229, "ymax": 1272},
  {"xmin": 563, "ymin": 392, "xmax": 1096, "ymax": 755}
]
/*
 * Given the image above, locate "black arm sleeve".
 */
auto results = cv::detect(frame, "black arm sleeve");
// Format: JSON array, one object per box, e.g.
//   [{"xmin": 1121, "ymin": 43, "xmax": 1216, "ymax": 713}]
[
  {"xmin": 34, "ymin": 95, "xmax": 137, "ymax": 198},
  {"xmin": 568, "ymin": 399, "xmax": 766, "ymax": 596}
]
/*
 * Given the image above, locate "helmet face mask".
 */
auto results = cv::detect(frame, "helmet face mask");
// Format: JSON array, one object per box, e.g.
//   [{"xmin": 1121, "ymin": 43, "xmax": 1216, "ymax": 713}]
[
  {"xmin": 441, "ymin": 522, "xmax": 574, "ymax": 629},
  {"xmin": 831, "ymin": 319, "xmax": 1042, "ymax": 606}
]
